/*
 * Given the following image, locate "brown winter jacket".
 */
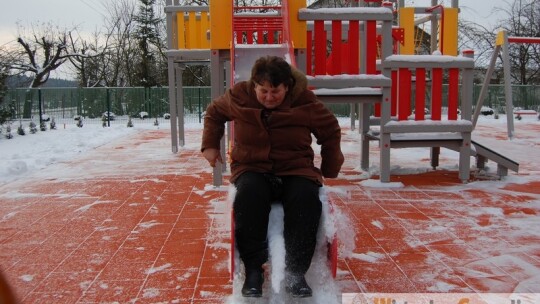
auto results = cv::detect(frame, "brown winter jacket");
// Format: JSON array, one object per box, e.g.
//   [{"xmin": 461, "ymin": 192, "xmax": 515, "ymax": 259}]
[{"xmin": 201, "ymin": 69, "xmax": 344, "ymax": 185}]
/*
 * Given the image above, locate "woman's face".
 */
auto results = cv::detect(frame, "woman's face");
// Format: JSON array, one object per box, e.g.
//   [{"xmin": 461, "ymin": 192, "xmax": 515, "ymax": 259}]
[{"xmin": 254, "ymin": 81, "xmax": 288, "ymax": 109}]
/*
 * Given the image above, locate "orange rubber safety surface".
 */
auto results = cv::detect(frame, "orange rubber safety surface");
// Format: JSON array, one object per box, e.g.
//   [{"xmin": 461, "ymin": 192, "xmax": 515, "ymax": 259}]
[{"xmin": 1, "ymin": 123, "xmax": 539, "ymax": 303}]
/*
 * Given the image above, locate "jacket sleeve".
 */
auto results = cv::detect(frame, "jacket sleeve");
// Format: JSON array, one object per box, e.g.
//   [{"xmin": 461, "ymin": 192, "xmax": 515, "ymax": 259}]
[
  {"xmin": 310, "ymin": 100, "xmax": 344, "ymax": 178},
  {"xmin": 201, "ymin": 92, "xmax": 232, "ymax": 152}
]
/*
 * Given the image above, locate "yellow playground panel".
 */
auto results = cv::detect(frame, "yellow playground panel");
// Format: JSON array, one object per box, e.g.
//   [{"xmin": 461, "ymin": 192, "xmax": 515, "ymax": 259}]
[
  {"xmin": 398, "ymin": 3, "xmax": 458, "ymax": 55},
  {"xmin": 173, "ymin": 0, "xmax": 307, "ymax": 51}
]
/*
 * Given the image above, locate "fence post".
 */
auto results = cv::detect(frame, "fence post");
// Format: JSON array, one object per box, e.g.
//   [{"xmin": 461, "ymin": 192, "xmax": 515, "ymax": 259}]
[
  {"xmin": 106, "ymin": 88, "xmax": 111, "ymax": 127},
  {"xmin": 198, "ymin": 87, "xmax": 202, "ymax": 123},
  {"xmin": 38, "ymin": 88, "xmax": 43, "ymax": 124}
]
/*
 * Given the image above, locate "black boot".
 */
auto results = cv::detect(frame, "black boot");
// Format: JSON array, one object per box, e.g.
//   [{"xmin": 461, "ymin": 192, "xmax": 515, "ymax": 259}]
[
  {"xmin": 241, "ymin": 268, "xmax": 264, "ymax": 297},
  {"xmin": 285, "ymin": 274, "xmax": 312, "ymax": 298}
]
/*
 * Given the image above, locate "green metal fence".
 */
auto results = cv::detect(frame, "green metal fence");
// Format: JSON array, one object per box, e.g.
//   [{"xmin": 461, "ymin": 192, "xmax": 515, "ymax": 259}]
[
  {"xmin": 2, "ymin": 84, "xmax": 539, "ymax": 125},
  {"xmin": 2, "ymin": 87, "xmax": 212, "ymax": 125},
  {"xmin": 473, "ymin": 84, "xmax": 540, "ymax": 114}
]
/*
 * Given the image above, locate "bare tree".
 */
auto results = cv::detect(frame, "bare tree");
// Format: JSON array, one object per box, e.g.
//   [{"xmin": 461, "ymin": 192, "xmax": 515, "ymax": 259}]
[
  {"xmin": 10, "ymin": 22, "xmax": 82, "ymax": 88},
  {"xmin": 460, "ymin": 0, "xmax": 540, "ymax": 85},
  {"xmin": 100, "ymin": 0, "xmax": 139, "ymax": 87},
  {"xmin": 67, "ymin": 31, "xmax": 110, "ymax": 87},
  {"xmin": 308, "ymin": 0, "xmax": 352, "ymax": 8},
  {"xmin": 177, "ymin": 0, "xmax": 208, "ymax": 5},
  {"xmin": 497, "ymin": 0, "xmax": 540, "ymax": 85}
]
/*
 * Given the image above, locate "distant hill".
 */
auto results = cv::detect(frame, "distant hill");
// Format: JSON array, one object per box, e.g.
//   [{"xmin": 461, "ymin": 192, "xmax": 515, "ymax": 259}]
[{"xmin": 7, "ymin": 75, "xmax": 78, "ymax": 88}]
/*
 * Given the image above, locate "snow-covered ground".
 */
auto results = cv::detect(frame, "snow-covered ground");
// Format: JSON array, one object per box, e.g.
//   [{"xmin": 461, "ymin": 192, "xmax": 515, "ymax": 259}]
[
  {"xmin": 1, "ymin": 114, "xmax": 540, "ymax": 303},
  {"xmin": 1, "ymin": 114, "xmax": 539, "ymax": 187},
  {"xmin": 0, "ymin": 120, "xmax": 176, "ymax": 186}
]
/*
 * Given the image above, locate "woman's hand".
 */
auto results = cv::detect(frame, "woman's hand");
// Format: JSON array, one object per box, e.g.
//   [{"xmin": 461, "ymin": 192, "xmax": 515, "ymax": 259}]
[{"xmin": 202, "ymin": 148, "xmax": 223, "ymax": 167}]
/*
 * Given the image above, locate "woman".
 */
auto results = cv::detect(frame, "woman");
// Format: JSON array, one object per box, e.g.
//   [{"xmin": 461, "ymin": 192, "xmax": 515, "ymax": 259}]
[{"xmin": 201, "ymin": 56, "xmax": 344, "ymax": 298}]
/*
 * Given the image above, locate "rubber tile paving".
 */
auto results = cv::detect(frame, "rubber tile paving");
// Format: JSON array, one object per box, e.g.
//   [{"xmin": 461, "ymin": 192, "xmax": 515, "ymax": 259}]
[{"xmin": 0, "ymin": 124, "xmax": 539, "ymax": 303}]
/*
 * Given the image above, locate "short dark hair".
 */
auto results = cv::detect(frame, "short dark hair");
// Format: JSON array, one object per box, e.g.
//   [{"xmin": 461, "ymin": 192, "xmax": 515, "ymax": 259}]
[{"xmin": 250, "ymin": 56, "xmax": 294, "ymax": 88}]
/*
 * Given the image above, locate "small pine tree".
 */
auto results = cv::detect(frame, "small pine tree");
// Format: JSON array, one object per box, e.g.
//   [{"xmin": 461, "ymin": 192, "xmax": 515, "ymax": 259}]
[
  {"xmin": 29, "ymin": 121, "xmax": 38, "ymax": 134},
  {"xmin": 50, "ymin": 117, "xmax": 56, "ymax": 130},
  {"xmin": 127, "ymin": 117, "xmax": 134, "ymax": 127},
  {"xmin": 6, "ymin": 125, "xmax": 13, "ymax": 139},
  {"xmin": 17, "ymin": 123, "xmax": 25, "ymax": 135}
]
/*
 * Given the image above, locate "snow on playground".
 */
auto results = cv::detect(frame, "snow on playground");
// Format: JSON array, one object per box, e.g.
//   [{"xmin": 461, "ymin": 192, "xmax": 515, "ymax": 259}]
[
  {"xmin": 1, "ymin": 115, "xmax": 539, "ymax": 187},
  {"xmin": 1, "ymin": 114, "xmax": 540, "ymax": 303}
]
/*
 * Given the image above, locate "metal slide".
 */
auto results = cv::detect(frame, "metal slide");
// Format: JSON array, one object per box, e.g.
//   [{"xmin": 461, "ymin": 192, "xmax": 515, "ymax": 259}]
[
  {"xmin": 231, "ymin": 44, "xmax": 292, "ymax": 83},
  {"xmin": 228, "ymin": 4, "xmax": 339, "ymax": 280},
  {"xmin": 231, "ymin": 0, "xmax": 296, "ymax": 84}
]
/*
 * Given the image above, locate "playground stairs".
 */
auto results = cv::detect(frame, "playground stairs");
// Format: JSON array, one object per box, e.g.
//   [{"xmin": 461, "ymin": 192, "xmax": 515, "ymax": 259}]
[
  {"xmin": 365, "ymin": 124, "xmax": 519, "ymax": 180},
  {"xmin": 470, "ymin": 139, "xmax": 519, "ymax": 177}
]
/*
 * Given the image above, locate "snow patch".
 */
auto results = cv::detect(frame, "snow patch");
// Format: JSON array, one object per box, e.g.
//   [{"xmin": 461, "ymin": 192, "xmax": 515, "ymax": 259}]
[
  {"xmin": 20, "ymin": 275, "xmax": 33, "ymax": 282},
  {"xmin": 142, "ymin": 288, "xmax": 160, "ymax": 298},
  {"xmin": 146, "ymin": 263, "xmax": 172, "ymax": 275},
  {"xmin": 351, "ymin": 251, "xmax": 386, "ymax": 263},
  {"xmin": 371, "ymin": 220, "xmax": 384, "ymax": 230},
  {"xmin": 74, "ymin": 201, "xmax": 113, "ymax": 212},
  {"xmin": 136, "ymin": 220, "xmax": 161, "ymax": 230},
  {"xmin": 360, "ymin": 179, "xmax": 404, "ymax": 188}
]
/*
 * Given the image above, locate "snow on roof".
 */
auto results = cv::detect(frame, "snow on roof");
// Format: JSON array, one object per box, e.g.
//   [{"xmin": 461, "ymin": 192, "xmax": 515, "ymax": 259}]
[
  {"xmin": 306, "ymin": 74, "xmax": 388, "ymax": 81},
  {"xmin": 313, "ymin": 87, "xmax": 382, "ymax": 95},
  {"xmin": 386, "ymin": 120, "xmax": 473, "ymax": 126},
  {"xmin": 385, "ymin": 54, "xmax": 474, "ymax": 64},
  {"xmin": 299, "ymin": 7, "xmax": 392, "ymax": 15}
]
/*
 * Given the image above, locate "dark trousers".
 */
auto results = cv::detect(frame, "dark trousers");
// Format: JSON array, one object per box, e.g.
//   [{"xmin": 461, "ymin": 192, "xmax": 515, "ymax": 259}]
[{"xmin": 233, "ymin": 172, "xmax": 322, "ymax": 275}]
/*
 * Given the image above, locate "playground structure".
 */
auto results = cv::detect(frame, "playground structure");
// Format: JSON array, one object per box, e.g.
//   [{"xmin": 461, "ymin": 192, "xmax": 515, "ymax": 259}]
[
  {"xmin": 164, "ymin": 0, "xmax": 519, "ymax": 185},
  {"xmin": 474, "ymin": 29, "xmax": 540, "ymax": 139}
]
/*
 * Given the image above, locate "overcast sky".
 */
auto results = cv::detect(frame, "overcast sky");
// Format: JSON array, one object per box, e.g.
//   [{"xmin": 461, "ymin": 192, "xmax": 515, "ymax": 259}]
[{"xmin": 0, "ymin": 0, "xmax": 110, "ymax": 46}]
